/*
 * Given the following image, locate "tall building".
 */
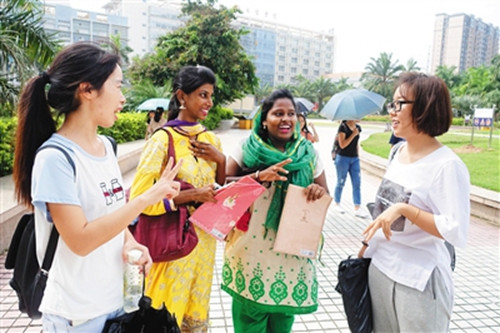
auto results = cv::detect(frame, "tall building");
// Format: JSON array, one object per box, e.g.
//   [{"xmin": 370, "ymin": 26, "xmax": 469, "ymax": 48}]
[
  {"xmin": 431, "ymin": 13, "xmax": 499, "ymax": 73},
  {"xmin": 44, "ymin": 0, "xmax": 334, "ymax": 87},
  {"xmin": 235, "ymin": 15, "xmax": 334, "ymax": 87},
  {"xmin": 103, "ymin": 0, "xmax": 184, "ymax": 56},
  {"xmin": 42, "ymin": 3, "xmax": 128, "ymax": 47},
  {"xmin": 102, "ymin": 0, "xmax": 334, "ymax": 87}
]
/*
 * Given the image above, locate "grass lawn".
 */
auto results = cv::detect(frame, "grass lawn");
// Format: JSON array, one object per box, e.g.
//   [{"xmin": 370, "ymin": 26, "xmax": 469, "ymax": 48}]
[{"xmin": 361, "ymin": 131, "xmax": 500, "ymax": 192}]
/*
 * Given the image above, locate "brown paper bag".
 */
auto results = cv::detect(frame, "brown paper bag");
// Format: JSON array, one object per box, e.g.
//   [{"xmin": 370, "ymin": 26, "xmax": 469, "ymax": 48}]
[{"xmin": 273, "ymin": 184, "xmax": 332, "ymax": 258}]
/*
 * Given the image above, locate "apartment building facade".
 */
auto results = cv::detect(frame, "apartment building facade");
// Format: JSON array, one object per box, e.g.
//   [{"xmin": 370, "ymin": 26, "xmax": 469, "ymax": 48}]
[
  {"xmin": 43, "ymin": 0, "xmax": 334, "ymax": 87},
  {"xmin": 431, "ymin": 13, "xmax": 499, "ymax": 73},
  {"xmin": 42, "ymin": 3, "xmax": 128, "ymax": 48}
]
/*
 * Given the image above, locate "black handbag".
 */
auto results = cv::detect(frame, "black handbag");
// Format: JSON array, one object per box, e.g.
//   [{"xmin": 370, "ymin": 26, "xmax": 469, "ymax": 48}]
[
  {"xmin": 102, "ymin": 269, "xmax": 180, "ymax": 333},
  {"xmin": 335, "ymin": 256, "xmax": 373, "ymax": 333}
]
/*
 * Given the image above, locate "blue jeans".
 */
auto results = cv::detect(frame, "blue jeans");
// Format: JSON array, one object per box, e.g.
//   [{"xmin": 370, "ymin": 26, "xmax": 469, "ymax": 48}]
[
  {"xmin": 42, "ymin": 307, "xmax": 124, "ymax": 332},
  {"xmin": 334, "ymin": 155, "xmax": 361, "ymax": 206}
]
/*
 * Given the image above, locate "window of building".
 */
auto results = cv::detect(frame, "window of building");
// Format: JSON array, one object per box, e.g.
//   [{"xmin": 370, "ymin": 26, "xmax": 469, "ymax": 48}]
[
  {"xmin": 96, "ymin": 15, "xmax": 108, "ymax": 23},
  {"xmin": 76, "ymin": 11, "xmax": 89, "ymax": 20},
  {"xmin": 44, "ymin": 6, "xmax": 56, "ymax": 16}
]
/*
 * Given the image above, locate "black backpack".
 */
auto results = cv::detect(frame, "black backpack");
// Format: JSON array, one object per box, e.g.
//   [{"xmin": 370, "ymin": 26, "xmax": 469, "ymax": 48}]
[{"xmin": 5, "ymin": 145, "xmax": 74, "ymax": 319}]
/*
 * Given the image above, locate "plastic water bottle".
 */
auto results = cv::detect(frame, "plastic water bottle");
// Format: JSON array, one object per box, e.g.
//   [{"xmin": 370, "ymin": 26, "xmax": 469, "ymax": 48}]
[{"xmin": 123, "ymin": 249, "xmax": 143, "ymax": 313}]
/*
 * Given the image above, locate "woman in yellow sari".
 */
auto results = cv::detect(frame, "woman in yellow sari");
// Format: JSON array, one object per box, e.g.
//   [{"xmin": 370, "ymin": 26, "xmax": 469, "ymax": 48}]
[{"xmin": 129, "ymin": 65, "xmax": 225, "ymax": 332}]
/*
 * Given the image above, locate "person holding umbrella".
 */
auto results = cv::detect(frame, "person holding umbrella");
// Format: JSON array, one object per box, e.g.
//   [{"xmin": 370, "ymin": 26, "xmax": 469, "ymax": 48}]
[
  {"xmin": 360, "ymin": 72, "xmax": 470, "ymax": 332},
  {"xmin": 333, "ymin": 120, "xmax": 369, "ymax": 217}
]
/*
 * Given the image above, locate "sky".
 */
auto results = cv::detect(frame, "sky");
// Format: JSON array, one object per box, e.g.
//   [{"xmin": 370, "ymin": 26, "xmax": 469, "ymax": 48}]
[{"xmin": 62, "ymin": 0, "xmax": 500, "ymax": 73}]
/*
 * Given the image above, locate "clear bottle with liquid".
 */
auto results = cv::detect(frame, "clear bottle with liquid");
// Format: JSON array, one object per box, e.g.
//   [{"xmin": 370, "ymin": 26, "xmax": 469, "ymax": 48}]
[{"xmin": 123, "ymin": 249, "xmax": 143, "ymax": 313}]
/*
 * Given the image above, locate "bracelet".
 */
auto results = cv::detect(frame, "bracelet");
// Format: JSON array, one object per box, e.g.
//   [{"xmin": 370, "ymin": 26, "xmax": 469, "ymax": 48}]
[
  {"xmin": 361, "ymin": 240, "xmax": 369, "ymax": 247},
  {"xmin": 255, "ymin": 170, "xmax": 260, "ymax": 181},
  {"xmin": 414, "ymin": 208, "xmax": 421, "ymax": 221}
]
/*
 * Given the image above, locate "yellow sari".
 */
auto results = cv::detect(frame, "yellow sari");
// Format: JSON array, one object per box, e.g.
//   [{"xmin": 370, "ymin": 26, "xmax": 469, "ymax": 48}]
[{"xmin": 129, "ymin": 124, "xmax": 221, "ymax": 332}]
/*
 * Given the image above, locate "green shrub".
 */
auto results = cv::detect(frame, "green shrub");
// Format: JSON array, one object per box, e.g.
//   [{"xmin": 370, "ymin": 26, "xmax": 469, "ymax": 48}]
[
  {"xmin": 0, "ymin": 118, "xmax": 17, "ymax": 176},
  {"xmin": 98, "ymin": 113, "xmax": 147, "ymax": 143},
  {"xmin": 0, "ymin": 113, "xmax": 147, "ymax": 177},
  {"xmin": 201, "ymin": 105, "xmax": 232, "ymax": 130},
  {"xmin": 219, "ymin": 107, "xmax": 234, "ymax": 120}
]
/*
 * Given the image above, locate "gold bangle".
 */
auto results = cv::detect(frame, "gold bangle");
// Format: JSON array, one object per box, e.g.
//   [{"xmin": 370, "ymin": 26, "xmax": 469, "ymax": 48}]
[{"xmin": 414, "ymin": 208, "xmax": 421, "ymax": 221}]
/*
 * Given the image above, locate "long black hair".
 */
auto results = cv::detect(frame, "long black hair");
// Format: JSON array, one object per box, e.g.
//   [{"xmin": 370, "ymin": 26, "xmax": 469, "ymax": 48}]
[
  {"xmin": 154, "ymin": 107, "xmax": 164, "ymax": 122},
  {"xmin": 167, "ymin": 65, "xmax": 216, "ymax": 121},
  {"xmin": 14, "ymin": 42, "xmax": 121, "ymax": 208}
]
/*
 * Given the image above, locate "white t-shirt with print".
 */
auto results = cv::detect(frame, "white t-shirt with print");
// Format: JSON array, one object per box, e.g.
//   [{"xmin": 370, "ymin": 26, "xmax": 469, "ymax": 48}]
[
  {"xmin": 364, "ymin": 144, "xmax": 470, "ymax": 294},
  {"xmin": 32, "ymin": 134, "xmax": 126, "ymax": 322}
]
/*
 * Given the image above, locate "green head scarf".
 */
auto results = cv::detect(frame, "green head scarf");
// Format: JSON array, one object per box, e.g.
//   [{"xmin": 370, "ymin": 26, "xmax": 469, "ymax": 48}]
[{"xmin": 242, "ymin": 111, "xmax": 316, "ymax": 232}]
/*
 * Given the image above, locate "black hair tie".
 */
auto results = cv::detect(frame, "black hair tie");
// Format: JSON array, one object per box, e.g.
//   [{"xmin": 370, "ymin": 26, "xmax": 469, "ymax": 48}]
[{"xmin": 39, "ymin": 71, "xmax": 51, "ymax": 84}]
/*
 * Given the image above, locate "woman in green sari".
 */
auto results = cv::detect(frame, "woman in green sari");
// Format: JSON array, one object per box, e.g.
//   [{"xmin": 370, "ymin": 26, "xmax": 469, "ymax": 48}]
[{"xmin": 222, "ymin": 89, "xmax": 329, "ymax": 333}]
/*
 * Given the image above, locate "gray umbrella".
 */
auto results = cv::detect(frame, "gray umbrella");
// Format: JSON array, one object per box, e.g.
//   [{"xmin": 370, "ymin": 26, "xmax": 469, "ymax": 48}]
[{"xmin": 294, "ymin": 97, "xmax": 315, "ymax": 114}]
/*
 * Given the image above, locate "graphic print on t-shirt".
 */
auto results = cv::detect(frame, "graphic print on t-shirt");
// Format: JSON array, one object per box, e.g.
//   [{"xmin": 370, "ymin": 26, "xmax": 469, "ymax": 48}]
[
  {"xmin": 99, "ymin": 178, "xmax": 125, "ymax": 205},
  {"xmin": 372, "ymin": 178, "xmax": 411, "ymax": 231}
]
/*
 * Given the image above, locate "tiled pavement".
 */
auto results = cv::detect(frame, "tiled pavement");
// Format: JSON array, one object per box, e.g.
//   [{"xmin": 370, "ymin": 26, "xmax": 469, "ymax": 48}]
[{"xmin": 1, "ymin": 125, "xmax": 499, "ymax": 332}]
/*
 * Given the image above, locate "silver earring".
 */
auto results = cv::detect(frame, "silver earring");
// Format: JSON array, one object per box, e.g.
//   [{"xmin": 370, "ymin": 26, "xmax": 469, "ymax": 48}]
[
  {"xmin": 263, "ymin": 124, "xmax": 267, "ymax": 130},
  {"xmin": 179, "ymin": 103, "xmax": 186, "ymax": 110}
]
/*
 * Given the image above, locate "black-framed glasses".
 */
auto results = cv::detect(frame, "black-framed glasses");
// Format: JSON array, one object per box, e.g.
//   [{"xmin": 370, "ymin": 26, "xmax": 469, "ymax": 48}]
[{"xmin": 387, "ymin": 100, "xmax": 414, "ymax": 112}]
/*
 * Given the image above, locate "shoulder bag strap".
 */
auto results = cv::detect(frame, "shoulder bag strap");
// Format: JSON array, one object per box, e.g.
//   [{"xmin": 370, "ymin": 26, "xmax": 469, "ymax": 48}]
[{"xmin": 158, "ymin": 127, "xmax": 176, "ymax": 163}]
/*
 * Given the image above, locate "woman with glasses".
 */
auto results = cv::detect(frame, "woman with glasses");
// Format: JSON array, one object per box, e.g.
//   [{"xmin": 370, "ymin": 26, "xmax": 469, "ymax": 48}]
[{"xmin": 360, "ymin": 72, "xmax": 470, "ymax": 332}]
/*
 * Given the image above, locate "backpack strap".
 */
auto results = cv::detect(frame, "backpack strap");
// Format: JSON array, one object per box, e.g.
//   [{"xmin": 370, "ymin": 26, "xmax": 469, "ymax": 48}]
[
  {"xmin": 35, "ymin": 144, "xmax": 76, "ymax": 272},
  {"xmin": 37, "ymin": 144, "xmax": 76, "ymax": 177},
  {"xmin": 104, "ymin": 135, "xmax": 117, "ymax": 155}
]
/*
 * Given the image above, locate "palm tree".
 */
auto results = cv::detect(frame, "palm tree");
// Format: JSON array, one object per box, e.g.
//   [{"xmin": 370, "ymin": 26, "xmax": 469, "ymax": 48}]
[
  {"xmin": 124, "ymin": 79, "xmax": 171, "ymax": 111},
  {"xmin": 311, "ymin": 77, "xmax": 335, "ymax": 110},
  {"xmin": 403, "ymin": 58, "xmax": 420, "ymax": 72},
  {"xmin": 253, "ymin": 83, "xmax": 272, "ymax": 105},
  {"xmin": 0, "ymin": 0, "xmax": 59, "ymax": 110},
  {"xmin": 108, "ymin": 34, "xmax": 133, "ymax": 68},
  {"xmin": 435, "ymin": 65, "xmax": 462, "ymax": 91},
  {"xmin": 291, "ymin": 80, "xmax": 314, "ymax": 101},
  {"xmin": 361, "ymin": 52, "xmax": 404, "ymax": 103}
]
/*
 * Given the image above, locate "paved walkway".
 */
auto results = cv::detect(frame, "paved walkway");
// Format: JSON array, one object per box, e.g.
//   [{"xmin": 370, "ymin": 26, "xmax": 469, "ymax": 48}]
[{"xmin": 1, "ymin": 125, "xmax": 499, "ymax": 332}]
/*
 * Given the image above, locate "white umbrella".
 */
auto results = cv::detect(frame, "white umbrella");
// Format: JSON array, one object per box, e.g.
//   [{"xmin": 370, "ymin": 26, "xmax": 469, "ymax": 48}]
[
  {"xmin": 320, "ymin": 89, "xmax": 386, "ymax": 120},
  {"xmin": 136, "ymin": 98, "xmax": 170, "ymax": 111}
]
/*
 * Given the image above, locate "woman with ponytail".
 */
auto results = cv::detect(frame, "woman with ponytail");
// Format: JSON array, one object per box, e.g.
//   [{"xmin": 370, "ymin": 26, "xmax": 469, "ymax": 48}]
[
  {"xmin": 129, "ymin": 65, "xmax": 226, "ymax": 331},
  {"xmin": 13, "ymin": 42, "xmax": 181, "ymax": 332}
]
